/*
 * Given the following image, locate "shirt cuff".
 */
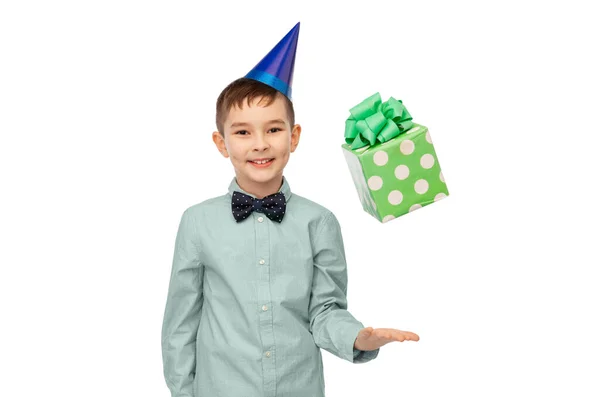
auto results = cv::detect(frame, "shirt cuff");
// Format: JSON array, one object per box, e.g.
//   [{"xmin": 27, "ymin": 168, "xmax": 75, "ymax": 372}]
[{"xmin": 352, "ymin": 347, "xmax": 380, "ymax": 363}]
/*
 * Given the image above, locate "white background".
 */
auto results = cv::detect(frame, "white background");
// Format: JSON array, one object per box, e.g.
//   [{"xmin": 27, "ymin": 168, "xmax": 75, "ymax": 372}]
[{"xmin": 1, "ymin": 1, "xmax": 599, "ymax": 396}]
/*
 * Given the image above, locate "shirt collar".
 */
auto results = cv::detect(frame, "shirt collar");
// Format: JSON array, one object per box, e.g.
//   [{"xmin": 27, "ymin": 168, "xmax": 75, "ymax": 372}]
[{"xmin": 227, "ymin": 175, "xmax": 292, "ymax": 202}]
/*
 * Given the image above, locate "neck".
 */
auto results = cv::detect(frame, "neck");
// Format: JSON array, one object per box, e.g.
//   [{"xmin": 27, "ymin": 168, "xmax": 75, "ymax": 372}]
[{"xmin": 236, "ymin": 174, "xmax": 284, "ymax": 199}]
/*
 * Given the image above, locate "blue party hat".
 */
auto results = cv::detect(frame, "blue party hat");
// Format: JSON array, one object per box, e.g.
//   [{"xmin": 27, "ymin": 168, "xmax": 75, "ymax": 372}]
[{"xmin": 245, "ymin": 22, "xmax": 300, "ymax": 100}]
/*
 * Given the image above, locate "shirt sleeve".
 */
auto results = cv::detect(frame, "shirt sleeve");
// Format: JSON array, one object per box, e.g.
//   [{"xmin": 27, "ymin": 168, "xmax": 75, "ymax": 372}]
[
  {"xmin": 308, "ymin": 211, "xmax": 380, "ymax": 364},
  {"xmin": 161, "ymin": 208, "xmax": 205, "ymax": 396}
]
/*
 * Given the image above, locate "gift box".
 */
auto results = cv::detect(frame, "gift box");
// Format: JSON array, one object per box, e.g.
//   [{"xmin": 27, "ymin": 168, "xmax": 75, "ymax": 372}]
[{"xmin": 341, "ymin": 92, "xmax": 449, "ymax": 223}]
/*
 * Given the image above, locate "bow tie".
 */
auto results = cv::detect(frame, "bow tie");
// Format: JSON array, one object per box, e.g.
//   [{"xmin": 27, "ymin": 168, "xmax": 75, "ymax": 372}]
[{"xmin": 231, "ymin": 191, "xmax": 286, "ymax": 223}]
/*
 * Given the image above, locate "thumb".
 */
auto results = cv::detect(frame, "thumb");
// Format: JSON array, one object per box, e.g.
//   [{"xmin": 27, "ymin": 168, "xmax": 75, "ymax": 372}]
[{"xmin": 360, "ymin": 327, "xmax": 373, "ymax": 337}]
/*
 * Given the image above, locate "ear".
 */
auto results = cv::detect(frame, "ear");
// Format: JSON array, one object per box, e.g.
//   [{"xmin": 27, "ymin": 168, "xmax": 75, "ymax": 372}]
[
  {"xmin": 212, "ymin": 131, "xmax": 229, "ymax": 158},
  {"xmin": 290, "ymin": 124, "xmax": 301, "ymax": 153}
]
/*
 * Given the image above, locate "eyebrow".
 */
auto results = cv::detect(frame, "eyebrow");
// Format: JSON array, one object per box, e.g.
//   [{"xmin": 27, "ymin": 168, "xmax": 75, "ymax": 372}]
[{"xmin": 230, "ymin": 119, "xmax": 286, "ymax": 128}]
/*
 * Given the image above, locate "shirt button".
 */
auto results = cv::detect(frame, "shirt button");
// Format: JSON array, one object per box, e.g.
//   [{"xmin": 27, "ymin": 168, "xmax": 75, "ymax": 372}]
[
  {"xmin": 259, "ymin": 259, "xmax": 265, "ymax": 265},
  {"xmin": 262, "ymin": 305, "xmax": 268, "ymax": 311},
  {"xmin": 257, "ymin": 216, "xmax": 264, "ymax": 222},
  {"xmin": 265, "ymin": 351, "xmax": 271, "ymax": 357}
]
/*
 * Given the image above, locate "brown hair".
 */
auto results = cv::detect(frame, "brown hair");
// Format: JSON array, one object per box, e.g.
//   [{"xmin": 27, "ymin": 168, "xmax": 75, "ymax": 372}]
[{"xmin": 215, "ymin": 77, "xmax": 295, "ymax": 135}]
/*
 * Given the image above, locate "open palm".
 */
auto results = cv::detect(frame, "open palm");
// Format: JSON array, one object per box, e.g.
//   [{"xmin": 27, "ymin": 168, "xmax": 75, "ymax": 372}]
[{"xmin": 354, "ymin": 327, "xmax": 420, "ymax": 351}]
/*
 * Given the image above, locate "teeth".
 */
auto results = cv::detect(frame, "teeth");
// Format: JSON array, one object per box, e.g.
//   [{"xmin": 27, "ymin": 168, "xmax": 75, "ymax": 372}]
[{"xmin": 251, "ymin": 159, "xmax": 272, "ymax": 164}]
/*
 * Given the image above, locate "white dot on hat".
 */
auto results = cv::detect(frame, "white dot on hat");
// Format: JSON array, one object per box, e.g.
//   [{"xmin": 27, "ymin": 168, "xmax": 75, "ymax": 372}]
[
  {"xmin": 426, "ymin": 131, "xmax": 432, "ymax": 144},
  {"xmin": 420, "ymin": 154, "xmax": 435, "ymax": 169},
  {"xmin": 368, "ymin": 175, "xmax": 383, "ymax": 190},
  {"xmin": 388, "ymin": 190, "xmax": 403, "ymax": 205},
  {"xmin": 440, "ymin": 171, "xmax": 445, "ymax": 183},
  {"xmin": 400, "ymin": 140, "xmax": 414, "ymax": 155},
  {"xmin": 414, "ymin": 179, "xmax": 429, "ymax": 194},
  {"xmin": 409, "ymin": 204, "xmax": 422, "ymax": 212},
  {"xmin": 382, "ymin": 215, "xmax": 395, "ymax": 223},
  {"xmin": 373, "ymin": 151, "xmax": 388, "ymax": 166},
  {"xmin": 395, "ymin": 164, "xmax": 410, "ymax": 180},
  {"xmin": 406, "ymin": 126, "xmax": 420, "ymax": 134},
  {"xmin": 434, "ymin": 193, "xmax": 447, "ymax": 201}
]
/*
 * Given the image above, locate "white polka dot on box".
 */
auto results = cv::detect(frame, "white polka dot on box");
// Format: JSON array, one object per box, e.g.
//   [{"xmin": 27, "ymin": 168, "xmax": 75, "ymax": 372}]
[{"xmin": 341, "ymin": 92, "xmax": 449, "ymax": 223}]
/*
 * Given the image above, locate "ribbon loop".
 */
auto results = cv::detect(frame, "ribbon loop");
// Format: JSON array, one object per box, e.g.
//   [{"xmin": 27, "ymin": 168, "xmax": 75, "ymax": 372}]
[{"xmin": 344, "ymin": 92, "xmax": 414, "ymax": 149}]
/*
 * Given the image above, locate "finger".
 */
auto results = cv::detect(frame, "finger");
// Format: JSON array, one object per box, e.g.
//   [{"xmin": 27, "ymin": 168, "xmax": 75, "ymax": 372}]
[
  {"xmin": 395, "ymin": 333, "xmax": 406, "ymax": 342},
  {"xmin": 395, "ymin": 330, "xmax": 419, "ymax": 341},
  {"xmin": 393, "ymin": 331, "xmax": 413, "ymax": 342}
]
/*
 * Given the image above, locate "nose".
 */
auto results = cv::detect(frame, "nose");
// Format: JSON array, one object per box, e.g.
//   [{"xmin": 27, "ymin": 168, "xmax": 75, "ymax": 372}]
[{"xmin": 252, "ymin": 132, "xmax": 270, "ymax": 151}]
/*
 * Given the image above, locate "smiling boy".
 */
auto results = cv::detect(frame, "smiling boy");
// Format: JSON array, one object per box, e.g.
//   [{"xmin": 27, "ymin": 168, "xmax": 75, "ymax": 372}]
[
  {"xmin": 213, "ymin": 83, "xmax": 297, "ymax": 200},
  {"xmin": 161, "ymin": 23, "xmax": 419, "ymax": 397}
]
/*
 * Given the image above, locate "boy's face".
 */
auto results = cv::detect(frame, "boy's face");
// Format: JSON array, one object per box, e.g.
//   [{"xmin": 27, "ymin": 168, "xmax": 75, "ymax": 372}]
[{"xmin": 212, "ymin": 94, "xmax": 301, "ymax": 197}]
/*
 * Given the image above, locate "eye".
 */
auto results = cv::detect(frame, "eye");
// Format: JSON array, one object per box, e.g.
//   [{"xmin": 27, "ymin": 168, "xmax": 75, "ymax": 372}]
[
  {"xmin": 269, "ymin": 128, "xmax": 281, "ymax": 133},
  {"xmin": 235, "ymin": 130, "xmax": 248, "ymax": 135}
]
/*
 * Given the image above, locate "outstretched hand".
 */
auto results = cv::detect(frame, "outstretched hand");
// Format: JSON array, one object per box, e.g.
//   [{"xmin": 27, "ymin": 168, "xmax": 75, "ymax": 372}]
[{"xmin": 354, "ymin": 327, "xmax": 420, "ymax": 351}]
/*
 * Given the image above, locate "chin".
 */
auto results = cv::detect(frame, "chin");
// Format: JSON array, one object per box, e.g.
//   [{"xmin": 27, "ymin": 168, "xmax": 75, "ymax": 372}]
[{"xmin": 249, "ymin": 173, "xmax": 279, "ymax": 183}]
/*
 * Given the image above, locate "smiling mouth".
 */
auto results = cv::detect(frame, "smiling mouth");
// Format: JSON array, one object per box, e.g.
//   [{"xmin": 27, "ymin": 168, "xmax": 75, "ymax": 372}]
[{"xmin": 248, "ymin": 158, "xmax": 274, "ymax": 165}]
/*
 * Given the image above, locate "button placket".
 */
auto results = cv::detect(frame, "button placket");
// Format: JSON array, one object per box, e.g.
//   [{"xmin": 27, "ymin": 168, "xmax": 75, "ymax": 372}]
[{"xmin": 255, "ymin": 204, "xmax": 275, "ymax": 393}]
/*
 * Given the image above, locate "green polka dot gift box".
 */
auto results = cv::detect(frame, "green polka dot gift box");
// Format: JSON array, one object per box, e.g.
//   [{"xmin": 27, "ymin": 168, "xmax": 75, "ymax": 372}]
[{"xmin": 341, "ymin": 92, "xmax": 449, "ymax": 223}]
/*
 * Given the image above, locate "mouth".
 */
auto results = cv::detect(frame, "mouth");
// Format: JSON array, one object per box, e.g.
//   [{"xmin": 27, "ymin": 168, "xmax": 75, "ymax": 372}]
[{"xmin": 248, "ymin": 158, "xmax": 274, "ymax": 168}]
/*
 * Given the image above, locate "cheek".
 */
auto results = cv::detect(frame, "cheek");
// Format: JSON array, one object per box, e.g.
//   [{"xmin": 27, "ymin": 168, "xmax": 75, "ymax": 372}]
[
  {"xmin": 275, "ymin": 139, "xmax": 291, "ymax": 154},
  {"xmin": 228, "ymin": 147, "xmax": 246, "ymax": 161}
]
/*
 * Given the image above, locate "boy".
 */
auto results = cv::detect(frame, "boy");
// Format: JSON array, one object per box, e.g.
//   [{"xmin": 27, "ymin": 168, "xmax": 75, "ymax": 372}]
[{"xmin": 161, "ymin": 22, "xmax": 419, "ymax": 397}]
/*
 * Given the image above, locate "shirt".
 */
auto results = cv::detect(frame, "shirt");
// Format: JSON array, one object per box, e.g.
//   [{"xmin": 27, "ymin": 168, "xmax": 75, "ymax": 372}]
[{"xmin": 161, "ymin": 176, "xmax": 379, "ymax": 397}]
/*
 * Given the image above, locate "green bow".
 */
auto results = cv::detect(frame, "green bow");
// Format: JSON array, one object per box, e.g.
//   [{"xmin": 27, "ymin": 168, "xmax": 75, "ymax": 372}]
[{"xmin": 344, "ymin": 92, "xmax": 414, "ymax": 150}]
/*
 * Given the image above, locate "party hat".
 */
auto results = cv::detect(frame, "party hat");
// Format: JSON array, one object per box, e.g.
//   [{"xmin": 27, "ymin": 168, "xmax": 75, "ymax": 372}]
[{"xmin": 244, "ymin": 22, "xmax": 300, "ymax": 100}]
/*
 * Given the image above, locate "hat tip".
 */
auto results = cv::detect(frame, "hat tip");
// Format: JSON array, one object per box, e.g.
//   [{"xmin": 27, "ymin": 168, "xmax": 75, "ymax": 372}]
[{"xmin": 244, "ymin": 21, "xmax": 301, "ymax": 100}]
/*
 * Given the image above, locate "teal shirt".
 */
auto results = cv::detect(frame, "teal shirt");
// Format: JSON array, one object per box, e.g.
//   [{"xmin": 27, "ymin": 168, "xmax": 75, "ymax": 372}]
[{"xmin": 161, "ymin": 176, "xmax": 379, "ymax": 397}]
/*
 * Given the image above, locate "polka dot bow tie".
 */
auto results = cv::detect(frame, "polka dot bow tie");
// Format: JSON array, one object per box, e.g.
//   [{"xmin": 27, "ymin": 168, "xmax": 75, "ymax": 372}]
[{"xmin": 231, "ymin": 191, "xmax": 287, "ymax": 223}]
